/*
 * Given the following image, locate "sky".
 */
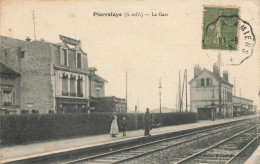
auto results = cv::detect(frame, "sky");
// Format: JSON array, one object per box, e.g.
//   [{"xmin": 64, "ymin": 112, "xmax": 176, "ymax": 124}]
[{"xmin": 0, "ymin": 0, "xmax": 259, "ymax": 112}]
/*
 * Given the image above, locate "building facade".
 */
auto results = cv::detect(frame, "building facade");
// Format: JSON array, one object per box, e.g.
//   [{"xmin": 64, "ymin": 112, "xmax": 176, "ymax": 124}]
[
  {"xmin": 189, "ymin": 64, "xmax": 233, "ymax": 120},
  {"xmin": 0, "ymin": 35, "xmax": 105, "ymax": 114},
  {"xmin": 232, "ymin": 96, "xmax": 254, "ymax": 113},
  {"xmin": 90, "ymin": 96, "xmax": 127, "ymax": 113},
  {"xmin": 0, "ymin": 62, "xmax": 21, "ymax": 114},
  {"xmin": 89, "ymin": 67, "xmax": 107, "ymax": 98}
]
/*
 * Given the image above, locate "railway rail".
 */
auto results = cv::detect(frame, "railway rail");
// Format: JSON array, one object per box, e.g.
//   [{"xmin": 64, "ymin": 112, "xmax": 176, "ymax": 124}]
[
  {"xmin": 63, "ymin": 118, "xmax": 258, "ymax": 164},
  {"xmin": 175, "ymin": 126, "xmax": 259, "ymax": 164}
]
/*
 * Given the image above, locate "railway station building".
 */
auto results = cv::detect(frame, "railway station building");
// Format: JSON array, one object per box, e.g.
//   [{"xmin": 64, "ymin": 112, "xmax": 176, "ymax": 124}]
[
  {"xmin": 232, "ymin": 96, "xmax": 255, "ymax": 113},
  {"xmin": 0, "ymin": 35, "xmax": 108, "ymax": 114},
  {"xmin": 189, "ymin": 64, "xmax": 233, "ymax": 120}
]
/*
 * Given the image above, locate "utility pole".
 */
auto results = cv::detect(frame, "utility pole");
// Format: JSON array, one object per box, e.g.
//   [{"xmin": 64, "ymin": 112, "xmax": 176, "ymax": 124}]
[
  {"xmin": 176, "ymin": 93, "xmax": 177, "ymax": 112},
  {"xmin": 240, "ymin": 89, "xmax": 241, "ymax": 107},
  {"xmin": 218, "ymin": 54, "xmax": 222, "ymax": 116},
  {"xmin": 179, "ymin": 70, "xmax": 181, "ymax": 112},
  {"xmin": 234, "ymin": 77, "xmax": 236, "ymax": 96},
  {"xmin": 185, "ymin": 70, "xmax": 188, "ymax": 112},
  {"xmin": 32, "ymin": 10, "xmax": 36, "ymax": 40},
  {"xmin": 126, "ymin": 72, "xmax": 128, "ymax": 113},
  {"xmin": 159, "ymin": 78, "xmax": 162, "ymax": 126}
]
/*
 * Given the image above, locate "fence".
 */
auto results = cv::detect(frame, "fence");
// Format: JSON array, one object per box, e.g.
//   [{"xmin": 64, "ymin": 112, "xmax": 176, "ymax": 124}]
[{"xmin": 0, "ymin": 112, "xmax": 197, "ymax": 145}]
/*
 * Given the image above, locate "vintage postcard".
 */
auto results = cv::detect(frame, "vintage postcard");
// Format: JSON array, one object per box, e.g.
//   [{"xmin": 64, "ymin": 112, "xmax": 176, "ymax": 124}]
[{"xmin": 0, "ymin": 0, "xmax": 259, "ymax": 163}]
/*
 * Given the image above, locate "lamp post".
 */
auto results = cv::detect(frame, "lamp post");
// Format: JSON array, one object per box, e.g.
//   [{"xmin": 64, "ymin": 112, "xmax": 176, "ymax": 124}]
[{"xmin": 159, "ymin": 78, "xmax": 162, "ymax": 126}]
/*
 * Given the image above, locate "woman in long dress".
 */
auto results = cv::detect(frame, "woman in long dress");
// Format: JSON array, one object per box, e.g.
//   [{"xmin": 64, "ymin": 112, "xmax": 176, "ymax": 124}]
[{"xmin": 110, "ymin": 113, "xmax": 119, "ymax": 137}]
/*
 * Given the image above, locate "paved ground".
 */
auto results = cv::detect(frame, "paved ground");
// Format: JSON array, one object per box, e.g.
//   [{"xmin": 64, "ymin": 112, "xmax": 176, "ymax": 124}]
[
  {"xmin": 0, "ymin": 115, "xmax": 257, "ymax": 163},
  {"xmin": 245, "ymin": 142, "xmax": 260, "ymax": 164}
]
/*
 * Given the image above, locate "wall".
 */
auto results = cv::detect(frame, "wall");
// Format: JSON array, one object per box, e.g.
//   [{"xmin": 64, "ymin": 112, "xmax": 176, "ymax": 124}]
[
  {"xmin": 20, "ymin": 41, "xmax": 53, "ymax": 113},
  {"xmin": 90, "ymin": 79, "xmax": 105, "ymax": 98},
  {"xmin": 190, "ymin": 70, "xmax": 233, "ymax": 117},
  {"xmin": 190, "ymin": 71, "xmax": 219, "ymax": 112},
  {"xmin": 0, "ymin": 76, "xmax": 21, "ymax": 113}
]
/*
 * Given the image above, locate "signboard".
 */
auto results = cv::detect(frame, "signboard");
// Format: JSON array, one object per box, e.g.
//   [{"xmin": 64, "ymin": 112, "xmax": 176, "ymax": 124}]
[{"xmin": 59, "ymin": 35, "xmax": 80, "ymax": 46}]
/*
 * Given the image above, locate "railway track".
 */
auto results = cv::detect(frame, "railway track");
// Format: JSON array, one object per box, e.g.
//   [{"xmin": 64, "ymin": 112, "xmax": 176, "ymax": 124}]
[
  {"xmin": 175, "ymin": 126, "xmax": 259, "ymax": 164},
  {"xmin": 63, "ymin": 118, "xmax": 258, "ymax": 164}
]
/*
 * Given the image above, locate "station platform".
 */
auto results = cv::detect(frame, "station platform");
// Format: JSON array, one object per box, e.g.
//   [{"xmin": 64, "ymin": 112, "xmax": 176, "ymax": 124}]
[
  {"xmin": 245, "ymin": 144, "xmax": 260, "ymax": 164},
  {"xmin": 0, "ymin": 115, "xmax": 256, "ymax": 163}
]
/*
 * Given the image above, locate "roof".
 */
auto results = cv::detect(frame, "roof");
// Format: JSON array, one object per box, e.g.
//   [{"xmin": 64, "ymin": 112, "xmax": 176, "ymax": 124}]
[
  {"xmin": 0, "ymin": 36, "xmax": 28, "ymax": 48},
  {"xmin": 0, "ymin": 62, "xmax": 20, "ymax": 76},
  {"xmin": 92, "ymin": 96, "xmax": 126, "ymax": 102},
  {"xmin": 232, "ymin": 96, "xmax": 253, "ymax": 102},
  {"xmin": 189, "ymin": 68, "xmax": 233, "ymax": 87},
  {"xmin": 92, "ymin": 74, "xmax": 108, "ymax": 83}
]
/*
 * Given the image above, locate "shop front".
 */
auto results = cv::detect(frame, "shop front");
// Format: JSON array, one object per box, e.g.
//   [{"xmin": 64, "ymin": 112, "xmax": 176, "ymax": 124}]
[{"xmin": 56, "ymin": 97, "xmax": 89, "ymax": 113}]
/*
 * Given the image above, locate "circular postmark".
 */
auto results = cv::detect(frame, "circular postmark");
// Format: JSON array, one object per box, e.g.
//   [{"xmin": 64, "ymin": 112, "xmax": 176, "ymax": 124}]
[{"xmin": 202, "ymin": 7, "xmax": 256, "ymax": 66}]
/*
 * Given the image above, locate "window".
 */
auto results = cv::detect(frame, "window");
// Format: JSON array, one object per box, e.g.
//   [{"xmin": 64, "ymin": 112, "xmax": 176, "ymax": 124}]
[
  {"xmin": 3, "ymin": 90, "xmax": 12, "ymax": 106},
  {"xmin": 13, "ymin": 92, "xmax": 15, "ymax": 105},
  {"xmin": 62, "ymin": 76, "xmax": 69, "ymax": 96},
  {"xmin": 206, "ymin": 78, "xmax": 212, "ymax": 86},
  {"xmin": 0, "ymin": 91, "xmax": 2, "ymax": 106},
  {"xmin": 201, "ymin": 79, "xmax": 205, "ymax": 86},
  {"xmin": 61, "ymin": 48, "xmax": 68, "ymax": 66},
  {"xmin": 70, "ymin": 77, "xmax": 76, "ymax": 96},
  {"xmin": 77, "ymin": 53, "xmax": 82, "ymax": 69},
  {"xmin": 77, "ymin": 78, "xmax": 83, "ymax": 97},
  {"xmin": 96, "ymin": 89, "xmax": 100, "ymax": 97}
]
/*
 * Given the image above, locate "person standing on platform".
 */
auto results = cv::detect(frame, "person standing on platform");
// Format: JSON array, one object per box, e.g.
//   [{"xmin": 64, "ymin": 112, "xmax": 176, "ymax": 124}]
[
  {"xmin": 110, "ymin": 112, "xmax": 119, "ymax": 137},
  {"xmin": 143, "ymin": 108, "xmax": 152, "ymax": 136},
  {"xmin": 121, "ymin": 117, "xmax": 127, "ymax": 136}
]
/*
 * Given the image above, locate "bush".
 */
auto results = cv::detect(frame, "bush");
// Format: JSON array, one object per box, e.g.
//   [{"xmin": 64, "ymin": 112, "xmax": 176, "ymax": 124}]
[{"xmin": 0, "ymin": 112, "xmax": 197, "ymax": 145}]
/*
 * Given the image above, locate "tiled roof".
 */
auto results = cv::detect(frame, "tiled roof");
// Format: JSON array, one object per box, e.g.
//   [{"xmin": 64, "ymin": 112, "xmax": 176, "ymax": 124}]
[
  {"xmin": 0, "ymin": 62, "xmax": 20, "ymax": 76},
  {"xmin": 189, "ymin": 68, "xmax": 233, "ymax": 87},
  {"xmin": 92, "ymin": 74, "xmax": 108, "ymax": 83},
  {"xmin": 0, "ymin": 36, "xmax": 28, "ymax": 48}
]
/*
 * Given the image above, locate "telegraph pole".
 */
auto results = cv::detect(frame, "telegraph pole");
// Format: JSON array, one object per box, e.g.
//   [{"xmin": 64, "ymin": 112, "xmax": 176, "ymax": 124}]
[
  {"xmin": 218, "ymin": 54, "xmax": 222, "ymax": 115},
  {"xmin": 126, "ymin": 72, "xmax": 128, "ymax": 113},
  {"xmin": 234, "ymin": 77, "xmax": 236, "ymax": 96},
  {"xmin": 32, "ymin": 10, "xmax": 36, "ymax": 40},
  {"xmin": 185, "ymin": 70, "xmax": 188, "ymax": 112},
  {"xmin": 159, "ymin": 78, "xmax": 162, "ymax": 126}
]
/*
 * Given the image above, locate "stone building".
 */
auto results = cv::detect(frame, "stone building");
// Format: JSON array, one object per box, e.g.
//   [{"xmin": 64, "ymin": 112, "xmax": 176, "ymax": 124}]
[
  {"xmin": 189, "ymin": 64, "xmax": 233, "ymax": 120},
  {"xmin": 0, "ymin": 35, "xmax": 107, "ymax": 114},
  {"xmin": 0, "ymin": 62, "xmax": 21, "ymax": 114}
]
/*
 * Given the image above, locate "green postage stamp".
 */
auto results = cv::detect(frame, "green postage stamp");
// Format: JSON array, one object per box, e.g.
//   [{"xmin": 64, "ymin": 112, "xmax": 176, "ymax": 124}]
[{"xmin": 202, "ymin": 7, "xmax": 239, "ymax": 51}]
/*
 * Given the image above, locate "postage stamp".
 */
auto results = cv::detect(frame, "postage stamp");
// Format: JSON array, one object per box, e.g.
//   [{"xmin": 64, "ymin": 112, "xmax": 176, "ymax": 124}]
[
  {"xmin": 202, "ymin": 6, "xmax": 256, "ymax": 66},
  {"xmin": 202, "ymin": 7, "xmax": 239, "ymax": 51}
]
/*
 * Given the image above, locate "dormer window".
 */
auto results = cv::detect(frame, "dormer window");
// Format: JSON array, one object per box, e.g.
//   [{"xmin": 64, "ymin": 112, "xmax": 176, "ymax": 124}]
[
  {"xmin": 61, "ymin": 48, "xmax": 68, "ymax": 66},
  {"xmin": 76, "ymin": 52, "xmax": 82, "ymax": 69}
]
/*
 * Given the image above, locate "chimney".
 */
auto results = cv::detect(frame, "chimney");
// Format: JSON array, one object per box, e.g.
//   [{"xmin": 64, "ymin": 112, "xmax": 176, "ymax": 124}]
[
  {"xmin": 194, "ymin": 65, "xmax": 201, "ymax": 77},
  {"xmin": 40, "ymin": 38, "xmax": 45, "ymax": 42},
  {"xmin": 223, "ymin": 71, "xmax": 229, "ymax": 81},
  {"xmin": 213, "ymin": 63, "xmax": 219, "ymax": 76},
  {"xmin": 78, "ymin": 40, "xmax": 82, "ymax": 48},
  {"xmin": 25, "ymin": 37, "xmax": 31, "ymax": 42}
]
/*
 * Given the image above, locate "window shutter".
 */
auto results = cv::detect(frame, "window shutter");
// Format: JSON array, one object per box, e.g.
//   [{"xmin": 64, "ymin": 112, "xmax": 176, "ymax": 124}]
[{"xmin": 210, "ymin": 78, "xmax": 213, "ymax": 86}]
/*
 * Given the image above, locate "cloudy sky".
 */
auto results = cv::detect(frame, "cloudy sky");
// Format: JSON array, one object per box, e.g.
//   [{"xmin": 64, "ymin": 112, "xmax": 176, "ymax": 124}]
[{"xmin": 0, "ymin": 0, "xmax": 259, "ymax": 112}]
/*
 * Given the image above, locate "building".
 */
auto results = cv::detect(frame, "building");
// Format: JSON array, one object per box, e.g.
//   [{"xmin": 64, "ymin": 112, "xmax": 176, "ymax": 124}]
[
  {"xmin": 189, "ymin": 64, "xmax": 233, "ymax": 120},
  {"xmin": 89, "ymin": 67, "xmax": 107, "ymax": 98},
  {"xmin": 0, "ymin": 62, "xmax": 21, "ymax": 114},
  {"xmin": 232, "ymin": 96, "xmax": 254, "ymax": 113},
  {"xmin": 0, "ymin": 35, "xmax": 104, "ymax": 114},
  {"xmin": 90, "ymin": 96, "xmax": 127, "ymax": 113}
]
